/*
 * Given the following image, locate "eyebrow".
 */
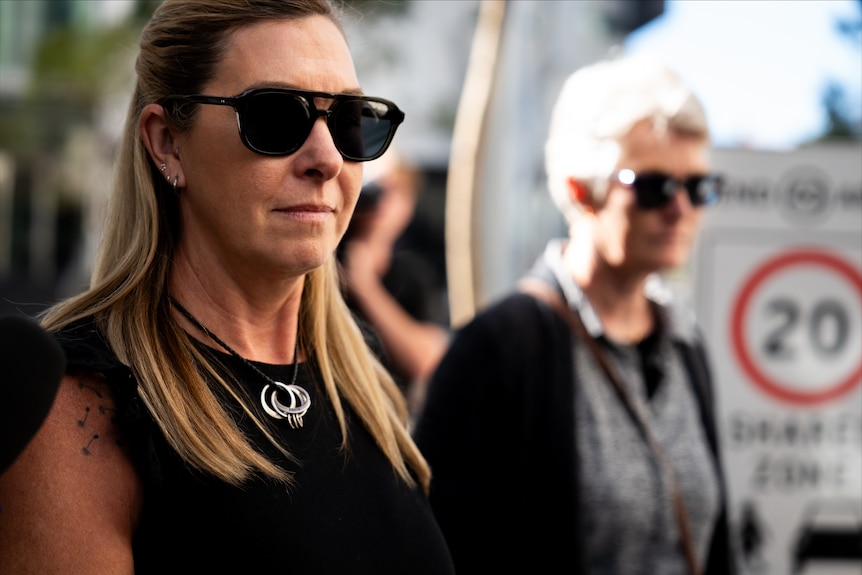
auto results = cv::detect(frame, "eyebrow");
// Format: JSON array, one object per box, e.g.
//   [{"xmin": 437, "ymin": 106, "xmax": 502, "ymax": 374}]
[{"xmin": 243, "ymin": 81, "xmax": 365, "ymax": 96}]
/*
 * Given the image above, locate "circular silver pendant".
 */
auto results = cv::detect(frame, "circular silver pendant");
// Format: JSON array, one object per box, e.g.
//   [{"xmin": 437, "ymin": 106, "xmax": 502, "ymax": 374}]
[{"xmin": 260, "ymin": 381, "xmax": 311, "ymax": 428}]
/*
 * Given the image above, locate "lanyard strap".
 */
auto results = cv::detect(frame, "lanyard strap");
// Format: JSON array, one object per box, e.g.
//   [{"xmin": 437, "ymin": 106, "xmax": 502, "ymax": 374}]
[{"xmin": 518, "ymin": 278, "xmax": 702, "ymax": 575}]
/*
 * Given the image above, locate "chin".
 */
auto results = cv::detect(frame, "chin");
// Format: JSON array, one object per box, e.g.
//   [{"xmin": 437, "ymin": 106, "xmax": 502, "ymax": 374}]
[
  {"xmin": 277, "ymin": 243, "xmax": 332, "ymax": 274},
  {"xmin": 646, "ymin": 251, "xmax": 689, "ymax": 272}
]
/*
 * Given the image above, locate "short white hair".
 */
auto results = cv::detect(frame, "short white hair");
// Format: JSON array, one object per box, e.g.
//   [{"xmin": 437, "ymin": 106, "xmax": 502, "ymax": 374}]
[{"xmin": 544, "ymin": 54, "xmax": 710, "ymax": 222}]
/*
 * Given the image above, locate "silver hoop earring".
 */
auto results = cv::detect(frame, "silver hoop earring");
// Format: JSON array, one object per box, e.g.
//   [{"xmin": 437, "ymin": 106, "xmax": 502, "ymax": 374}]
[{"xmin": 172, "ymin": 176, "xmax": 178, "ymax": 193}]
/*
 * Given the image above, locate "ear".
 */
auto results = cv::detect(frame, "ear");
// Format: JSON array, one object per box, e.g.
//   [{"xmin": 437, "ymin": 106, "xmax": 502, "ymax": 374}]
[
  {"xmin": 140, "ymin": 104, "xmax": 180, "ymax": 184},
  {"xmin": 566, "ymin": 177, "xmax": 594, "ymax": 213}
]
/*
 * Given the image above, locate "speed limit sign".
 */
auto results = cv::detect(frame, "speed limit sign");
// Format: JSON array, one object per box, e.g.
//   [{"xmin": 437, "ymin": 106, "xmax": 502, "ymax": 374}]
[
  {"xmin": 692, "ymin": 145, "xmax": 862, "ymax": 575},
  {"xmin": 730, "ymin": 248, "xmax": 862, "ymax": 405}
]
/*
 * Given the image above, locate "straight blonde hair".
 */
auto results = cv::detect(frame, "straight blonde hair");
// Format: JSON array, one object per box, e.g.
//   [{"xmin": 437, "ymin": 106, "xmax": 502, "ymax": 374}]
[{"xmin": 40, "ymin": 0, "xmax": 430, "ymax": 493}]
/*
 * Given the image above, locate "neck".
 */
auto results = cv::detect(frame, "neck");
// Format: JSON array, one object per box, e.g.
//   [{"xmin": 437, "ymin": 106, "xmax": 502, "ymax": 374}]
[
  {"xmin": 588, "ymin": 286, "xmax": 654, "ymax": 344},
  {"xmin": 169, "ymin": 292, "xmax": 302, "ymax": 365},
  {"xmin": 563, "ymin": 243, "xmax": 654, "ymax": 344},
  {"xmin": 168, "ymin": 251, "xmax": 305, "ymax": 364}
]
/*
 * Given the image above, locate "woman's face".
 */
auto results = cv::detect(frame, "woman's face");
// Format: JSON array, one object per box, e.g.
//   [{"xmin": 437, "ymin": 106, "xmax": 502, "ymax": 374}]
[
  {"xmin": 173, "ymin": 16, "xmax": 363, "ymax": 281},
  {"xmin": 594, "ymin": 121, "xmax": 710, "ymax": 276}
]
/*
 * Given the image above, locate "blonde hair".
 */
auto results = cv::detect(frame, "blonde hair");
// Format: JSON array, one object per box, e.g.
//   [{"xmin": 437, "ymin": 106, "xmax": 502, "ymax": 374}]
[
  {"xmin": 544, "ymin": 54, "xmax": 710, "ymax": 223},
  {"xmin": 40, "ymin": 0, "xmax": 430, "ymax": 492}
]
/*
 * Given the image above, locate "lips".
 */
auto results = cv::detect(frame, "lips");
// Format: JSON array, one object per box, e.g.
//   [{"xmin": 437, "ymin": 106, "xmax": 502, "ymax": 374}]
[
  {"xmin": 280, "ymin": 202, "xmax": 332, "ymax": 211},
  {"xmin": 273, "ymin": 203, "xmax": 335, "ymax": 225}
]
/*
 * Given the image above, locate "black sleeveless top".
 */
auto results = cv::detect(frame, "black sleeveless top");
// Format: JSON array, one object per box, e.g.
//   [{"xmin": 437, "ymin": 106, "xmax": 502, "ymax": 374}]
[{"xmin": 55, "ymin": 320, "xmax": 455, "ymax": 574}]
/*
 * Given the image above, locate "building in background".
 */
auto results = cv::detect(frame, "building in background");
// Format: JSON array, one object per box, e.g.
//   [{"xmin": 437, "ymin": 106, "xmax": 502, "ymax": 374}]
[{"xmin": 0, "ymin": 0, "xmax": 143, "ymax": 317}]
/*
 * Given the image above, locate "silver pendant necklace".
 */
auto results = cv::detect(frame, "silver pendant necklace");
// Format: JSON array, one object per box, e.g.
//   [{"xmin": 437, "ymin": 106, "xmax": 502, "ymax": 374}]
[{"xmin": 171, "ymin": 299, "xmax": 311, "ymax": 429}]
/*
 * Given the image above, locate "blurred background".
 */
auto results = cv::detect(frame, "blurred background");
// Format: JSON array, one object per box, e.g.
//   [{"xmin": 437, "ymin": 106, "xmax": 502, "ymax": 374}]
[
  {"xmin": 1, "ymin": 2, "xmax": 860, "ymax": 573},
  {"xmin": 1, "ymin": 0, "xmax": 859, "ymax": 319}
]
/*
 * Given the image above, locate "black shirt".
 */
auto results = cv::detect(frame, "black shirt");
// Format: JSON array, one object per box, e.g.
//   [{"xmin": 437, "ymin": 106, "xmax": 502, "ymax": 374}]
[{"xmin": 56, "ymin": 321, "xmax": 455, "ymax": 574}]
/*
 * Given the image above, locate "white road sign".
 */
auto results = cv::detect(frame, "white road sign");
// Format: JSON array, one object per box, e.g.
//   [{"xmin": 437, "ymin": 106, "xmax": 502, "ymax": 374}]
[{"xmin": 693, "ymin": 145, "xmax": 862, "ymax": 575}]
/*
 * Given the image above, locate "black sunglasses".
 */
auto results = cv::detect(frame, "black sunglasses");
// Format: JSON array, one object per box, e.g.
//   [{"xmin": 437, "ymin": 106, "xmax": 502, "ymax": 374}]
[
  {"xmin": 612, "ymin": 169, "xmax": 723, "ymax": 209},
  {"xmin": 161, "ymin": 87, "xmax": 405, "ymax": 162}
]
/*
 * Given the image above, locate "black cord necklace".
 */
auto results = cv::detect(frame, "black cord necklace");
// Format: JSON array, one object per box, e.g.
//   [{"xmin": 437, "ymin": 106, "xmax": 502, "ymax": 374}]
[{"xmin": 170, "ymin": 298, "xmax": 311, "ymax": 429}]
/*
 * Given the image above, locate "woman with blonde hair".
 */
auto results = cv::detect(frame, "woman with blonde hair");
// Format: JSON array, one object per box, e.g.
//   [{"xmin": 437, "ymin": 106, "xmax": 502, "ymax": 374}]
[{"xmin": 0, "ymin": 1, "xmax": 455, "ymax": 572}]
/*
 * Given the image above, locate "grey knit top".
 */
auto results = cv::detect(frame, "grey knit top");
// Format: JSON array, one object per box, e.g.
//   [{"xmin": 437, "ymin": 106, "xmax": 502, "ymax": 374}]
[{"xmin": 545, "ymin": 239, "xmax": 721, "ymax": 574}]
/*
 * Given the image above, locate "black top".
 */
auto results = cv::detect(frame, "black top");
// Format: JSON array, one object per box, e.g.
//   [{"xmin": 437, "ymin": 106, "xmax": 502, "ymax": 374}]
[
  {"xmin": 55, "ymin": 320, "xmax": 454, "ymax": 574},
  {"xmin": 412, "ymin": 267, "xmax": 736, "ymax": 575}
]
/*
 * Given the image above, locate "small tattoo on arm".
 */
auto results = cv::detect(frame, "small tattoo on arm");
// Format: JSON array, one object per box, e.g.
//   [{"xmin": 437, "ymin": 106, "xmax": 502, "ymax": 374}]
[
  {"xmin": 78, "ymin": 406, "xmax": 90, "ymax": 427},
  {"xmin": 82, "ymin": 434, "xmax": 100, "ymax": 456},
  {"xmin": 77, "ymin": 380, "xmax": 104, "ymax": 398},
  {"xmin": 75, "ymin": 377, "xmax": 122, "ymax": 456}
]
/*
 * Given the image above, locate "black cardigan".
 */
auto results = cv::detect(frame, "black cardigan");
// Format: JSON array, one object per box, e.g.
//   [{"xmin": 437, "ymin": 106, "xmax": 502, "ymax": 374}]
[{"xmin": 413, "ymin": 292, "xmax": 736, "ymax": 574}]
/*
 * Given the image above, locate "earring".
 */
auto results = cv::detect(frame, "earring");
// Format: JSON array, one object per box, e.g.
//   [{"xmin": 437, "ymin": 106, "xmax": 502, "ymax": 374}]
[
  {"xmin": 172, "ymin": 176, "xmax": 178, "ymax": 193},
  {"xmin": 160, "ymin": 163, "xmax": 167, "ymax": 173}
]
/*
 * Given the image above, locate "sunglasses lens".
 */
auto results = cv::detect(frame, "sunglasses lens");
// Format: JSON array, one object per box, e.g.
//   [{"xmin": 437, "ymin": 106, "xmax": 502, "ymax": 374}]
[
  {"xmin": 240, "ymin": 92, "xmax": 400, "ymax": 160},
  {"xmin": 242, "ymin": 92, "xmax": 311, "ymax": 155},
  {"xmin": 331, "ymin": 99, "xmax": 398, "ymax": 161},
  {"xmin": 632, "ymin": 173, "xmax": 674, "ymax": 208},
  {"xmin": 686, "ymin": 175, "xmax": 722, "ymax": 206},
  {"xmin": 628, "ymin": 172, "xmax": 722, "ymax": 209}
]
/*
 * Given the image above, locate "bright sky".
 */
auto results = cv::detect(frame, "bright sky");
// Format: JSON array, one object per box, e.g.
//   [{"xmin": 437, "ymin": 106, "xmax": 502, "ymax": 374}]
[{"xmin": 623, "ymin": 0, "xmax": 862, "ymax": 150}]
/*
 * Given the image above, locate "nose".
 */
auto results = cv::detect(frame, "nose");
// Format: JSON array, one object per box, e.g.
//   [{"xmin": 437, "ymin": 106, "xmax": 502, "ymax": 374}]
[
  {"xmin": 311, "ymin": 107, "xmax": 333, "ymax": 122},
  {"xmin": 307, "ymin": 103, "xmax": 342, "ymax": 157},
  {"xmin": 656, "ymin": 180, "xmax": 689, "ymax": 215},
  {"xmin": 295, "ymin": 115, "xmax": 344, "ymax": 178}
]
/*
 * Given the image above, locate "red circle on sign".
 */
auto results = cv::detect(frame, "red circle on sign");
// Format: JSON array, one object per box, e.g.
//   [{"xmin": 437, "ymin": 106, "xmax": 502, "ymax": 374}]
[{"xmin": 731, "ymin": 248, "xmax": 862, "ymax": 405}]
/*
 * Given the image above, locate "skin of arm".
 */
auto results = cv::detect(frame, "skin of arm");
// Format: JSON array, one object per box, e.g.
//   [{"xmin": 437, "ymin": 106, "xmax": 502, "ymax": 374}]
[
  {"xmin": 344, "ymin": 235, "xmax": 449, "ymax": 385},
  {"xmin": 0, "ymin": 373, "xmax": 142, "ymax": 574},
  {"xmin": 342, "ymin": 175, "xmax": 450, "ymax": 415}
]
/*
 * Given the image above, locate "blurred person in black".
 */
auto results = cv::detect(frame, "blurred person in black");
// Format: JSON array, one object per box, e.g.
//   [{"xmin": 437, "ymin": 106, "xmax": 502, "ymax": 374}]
[
  {"xmin": 339, "ymin": 151, "xmax": 450, "ymax": 418},
  {"xmin": 0, "ymin": 314, "xmax": 65, "ymax": 475},
  {"xmin": 414, "ymin": 54, "xmax": 736, "ymax": 575}
]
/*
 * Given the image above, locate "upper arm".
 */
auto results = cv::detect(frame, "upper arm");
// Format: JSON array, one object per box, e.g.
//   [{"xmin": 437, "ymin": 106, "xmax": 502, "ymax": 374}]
[{"xmin": 0, "ymin": 372, "xmax": 142, "ymax": 574}]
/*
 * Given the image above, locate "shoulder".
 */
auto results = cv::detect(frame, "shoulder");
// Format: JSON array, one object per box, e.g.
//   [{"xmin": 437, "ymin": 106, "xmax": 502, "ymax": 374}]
[
  {"xmin": 459, "ymin": 292, "xmax": 562, "ymax": 339},
  {"xmin": 53, "ymin": 318, "xmax": 142, "ymax": 420},
  {"xmin": 446, "ymin": 292, "xmax": 572, "ymax": 369},
  {"xmin": 12, "ymin": 370, "xmax": 141, "ymax": 494},
  {"xmin": 54, "ymin": 318, "xmax": 128, "ymax": 374},
  {"xmin": 0, "ymin": 371, "xmax": 141, "ymax": 572},
  {"xmin": 646, "ymin": 275, "xmax": 705, "ymax": 347},
  {"xmin": 428, "ymin": 291, "xmax": 571, "ymax": 396}
]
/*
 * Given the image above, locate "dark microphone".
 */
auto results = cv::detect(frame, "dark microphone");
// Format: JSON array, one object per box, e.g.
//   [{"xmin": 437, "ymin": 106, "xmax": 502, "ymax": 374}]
[{"xmin": 0, "ymin": 315, "xmax": 66, "ymax": 474}]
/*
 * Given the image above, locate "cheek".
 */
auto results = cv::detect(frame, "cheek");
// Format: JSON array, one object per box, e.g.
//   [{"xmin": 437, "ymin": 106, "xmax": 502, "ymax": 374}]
[
  {"xmin": 193, "ymin": 105, "xmax": 242, "ymax": 152},
  {"xmin": 343, "ymin": 181, "xmax": 361, "ymax": 213},
  {"xmin": 686, "ymin": 208, "xmax": 704, "ymax": 229},
  {"xmin": 181, "ymin": 117, "xmax": 248, "ymax": 189},
  {"xmin": 603, "ymin": 189, "xmax": 638, "ymax": 235},
  {"xmin": 340, "ymin": 166, "xmax": 363, "ymax": 210},
  {"xmin": 185, "ymin": 156, "xmax": 249, "ymax": 218}
]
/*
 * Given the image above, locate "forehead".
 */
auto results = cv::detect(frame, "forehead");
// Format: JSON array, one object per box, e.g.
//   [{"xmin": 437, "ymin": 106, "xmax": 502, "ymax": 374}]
[
  {"xmin": 618, "ymin": 120, "xmax": 709, "ymax": 170},
  {"xmin": 208, "ymin": 16, "xmax": 359, "ymax": 95}
]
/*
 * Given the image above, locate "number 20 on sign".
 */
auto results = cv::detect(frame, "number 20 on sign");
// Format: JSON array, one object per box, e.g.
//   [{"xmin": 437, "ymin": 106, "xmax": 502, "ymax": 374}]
[{"xmin": 731, "ymin": 248, "xmax": 862, "ymax": 405}]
